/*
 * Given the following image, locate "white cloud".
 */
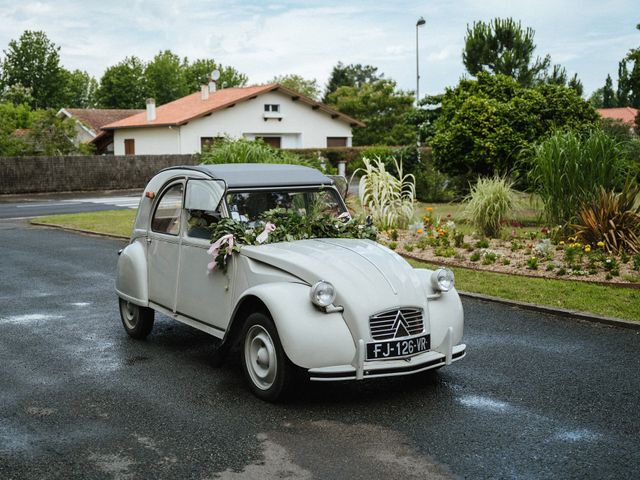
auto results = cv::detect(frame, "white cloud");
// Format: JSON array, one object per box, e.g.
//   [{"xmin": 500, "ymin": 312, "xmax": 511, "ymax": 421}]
[{"xmin": 0, "ymin": 0, "xmax": 637, "ymax": 96}]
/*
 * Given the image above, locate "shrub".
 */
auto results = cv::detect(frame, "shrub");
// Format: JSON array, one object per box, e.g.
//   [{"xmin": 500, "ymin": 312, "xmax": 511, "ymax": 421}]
[
  {"xmin": 465, "ymin": 176, "xmax": 515, "ymax": 238},
  {"xmin": 573, "ymin": 180, "xmax": 640, "ymax": 254},
  {"xmin": 199, "ymin": 138, "xmax": 332, "ymax": 172},
  {"xmin": 529, "ymin": 130, "xmax": 627, "ymax": 226},
  {"xmin": 355, "ymin": 156, "xmax": 416, "ymax": 230},
  {"xmin": 470, "ymin": 251, "xmax": 481, "ymax": 262},
  {"xmin": 527, "ymin": 256, "xmax": 538, "ymax": 270}
]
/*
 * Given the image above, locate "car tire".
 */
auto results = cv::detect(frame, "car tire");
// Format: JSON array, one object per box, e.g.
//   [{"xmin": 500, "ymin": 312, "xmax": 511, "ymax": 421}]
[
  {"xmin": 119, "ymin": 298, "xmax": 154, "ymax": 339},
  {"xmin": 241, "ymin": 312, "xmax": 294, "ymax": 402}
]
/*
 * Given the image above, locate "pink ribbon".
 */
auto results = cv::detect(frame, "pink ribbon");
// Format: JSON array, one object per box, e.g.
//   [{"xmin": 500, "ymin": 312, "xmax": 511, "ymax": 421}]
[
  {"xmin": 207, "ymin": 233, "xmax": 235, "ymax": 271},
  {"xmin": 256, "ymin": 222, "xmax": 276, "ymax": 244}
]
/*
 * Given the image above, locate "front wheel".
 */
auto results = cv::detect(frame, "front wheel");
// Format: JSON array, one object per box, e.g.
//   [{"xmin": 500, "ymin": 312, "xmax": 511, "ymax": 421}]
[
  {"xmin": 119, "ymin": 298, "xmax": 154, "ymax": 339},
  {"xmin": 241, "ymin": 312, "xmax": 294, "ymax": 402}
]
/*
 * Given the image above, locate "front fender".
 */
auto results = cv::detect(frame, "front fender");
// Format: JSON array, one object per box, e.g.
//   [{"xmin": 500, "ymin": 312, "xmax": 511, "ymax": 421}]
[
  {"xmin": 115, "ymin": 240, "xmax": 148, "ymax": 306},
  {"xmin": 415, "ymin": 268, "xmax": 464, "ymax": 349},
  {"xmin": 235, "ymin": 282, "xmax": 356, "ymax": 369}
]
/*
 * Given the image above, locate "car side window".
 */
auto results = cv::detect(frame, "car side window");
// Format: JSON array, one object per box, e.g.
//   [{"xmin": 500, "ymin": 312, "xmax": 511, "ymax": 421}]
[{"xmin": 151, "ymin": 183, "xmax": 184, "ymax": 235}]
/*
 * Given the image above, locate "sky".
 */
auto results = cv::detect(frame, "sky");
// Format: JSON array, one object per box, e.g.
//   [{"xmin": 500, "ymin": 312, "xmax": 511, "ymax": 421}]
[{"xmin": 0, "ymin": 0, "xmax": 637, "ymax": 98}]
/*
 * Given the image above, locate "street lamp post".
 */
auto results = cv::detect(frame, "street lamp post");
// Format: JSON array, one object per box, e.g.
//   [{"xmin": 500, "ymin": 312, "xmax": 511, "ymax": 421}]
[
  {"xmin": 416, "ymin": 16, "xmax": 426, "ymax": 161},
  {"xmin": 416, "ymin": 16, "xmax": 426, "ymax": 106}
]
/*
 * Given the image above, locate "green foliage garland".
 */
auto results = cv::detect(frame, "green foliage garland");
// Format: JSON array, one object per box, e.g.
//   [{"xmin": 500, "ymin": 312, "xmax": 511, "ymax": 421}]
[{"xmin": 208, "ymin": 209, "xmax": 377, "ymax": 272}]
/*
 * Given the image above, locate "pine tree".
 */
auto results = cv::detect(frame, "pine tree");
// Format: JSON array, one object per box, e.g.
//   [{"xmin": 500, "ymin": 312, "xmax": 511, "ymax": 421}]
[{"xmin": 602, "ymin": 75, "xmax": 617, "ymax": 108}]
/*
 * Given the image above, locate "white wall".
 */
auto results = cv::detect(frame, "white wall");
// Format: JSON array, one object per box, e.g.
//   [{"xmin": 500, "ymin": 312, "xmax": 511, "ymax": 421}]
[
  {"xmin": 113, "ymin": 127, "xmax": 181, "ymax": 155},
  {"xmin": 112, "ymin": 90, "xmax": 354, "ymax": 155}
]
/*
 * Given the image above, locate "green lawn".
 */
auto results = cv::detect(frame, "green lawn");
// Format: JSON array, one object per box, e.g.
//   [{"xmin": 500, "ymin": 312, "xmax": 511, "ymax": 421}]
[
  {"xmin": 32, "ymin": 209, "xmax": 639, "ymax": 322},
  {"xmin": 407, "ymin": 258, "xmax": 640, "ymax": 322},
  {"xmin": 33, "ymin": 210, "xmax": 135, "ymax": 238}
]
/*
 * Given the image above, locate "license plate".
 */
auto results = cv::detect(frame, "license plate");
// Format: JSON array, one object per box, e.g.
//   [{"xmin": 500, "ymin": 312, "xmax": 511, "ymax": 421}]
[{"xmin": 366, "ymin": 334, "xmax": 430, "ymax": 361}]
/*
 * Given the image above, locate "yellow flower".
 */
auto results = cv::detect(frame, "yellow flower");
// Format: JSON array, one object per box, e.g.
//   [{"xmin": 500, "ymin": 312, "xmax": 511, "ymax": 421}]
[
  {"xmin": 559, "ymin": 241, "xmax": 565, "ymax": 245},
  {"xmin": 597, "ymin": 241, "xmax": 605, "ymax": 247},
  {"xmin": 584, "ymin": 245, "xmax": 591, "ymax": 252}
]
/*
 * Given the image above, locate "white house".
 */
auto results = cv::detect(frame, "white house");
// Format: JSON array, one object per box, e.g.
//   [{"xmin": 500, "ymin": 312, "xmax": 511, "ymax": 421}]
[
  {"xmin": 102, "ymin": 83, "xmax": 364, "ymax": 155},
  {"xmin": 57, "ymin": 108, "xmax": 144, "ymax": 154}
]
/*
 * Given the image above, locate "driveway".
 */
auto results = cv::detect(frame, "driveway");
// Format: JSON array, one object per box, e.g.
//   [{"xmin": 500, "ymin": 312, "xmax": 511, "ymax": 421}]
[{"xmin": 1, "ymin": 222, "xmax": 639, "ymax": 479}]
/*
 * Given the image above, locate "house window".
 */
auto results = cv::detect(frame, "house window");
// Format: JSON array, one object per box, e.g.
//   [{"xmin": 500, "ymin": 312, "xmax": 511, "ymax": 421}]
[
  {"xmin": 256, "ymin": 136, "xmax": 281, "ymax": 148},
  {"xmin": 327, "ymin": 137, "xmax": 348, "ymax": 147},
  {"xmin": 124, "ymin": 138, "xmax": 135, "ymax": 155},
  {"xmin": 264, "ymin": 104, "xmax": 280, "ymax": 112},
  {"xmin": 200, "ymin": 137, "xmax": 213, "ymax": 151}
]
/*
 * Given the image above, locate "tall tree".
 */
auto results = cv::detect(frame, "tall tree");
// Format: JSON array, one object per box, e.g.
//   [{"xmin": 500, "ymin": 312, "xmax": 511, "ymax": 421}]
[
  {"xmin": 323, "ymin": 62, "xmax": 382, "ymax": 103},
  {"xmin": 97, "ymin": 56, "xmax": 147, "ymax": 109},
  {"xmin": 567, "ymin": 74, "xmax": 584, "ymax": 97},
  {"xmin": 326, "ymin": 79, "xmax": 415, "ymax": 146},
  {"xmin": 602, "ymin": 74, "xmax": 617, "ymax": 107},
  {"xmin": 183, "ymin": 59, "xmax": 247, "ymax": 92},
  {"xmin": 462, "ymin": 18, "xmax": 550, "ymax": 87},
  {"xmin": 269, "ymin": 74, "xmax": 320, "ymax": 99},
  {"xmin": 62, "ymin": 69, "xmax": 98, "ymax": 108},
  {"xmin": 0, "ymin": 30, "xmax": 67, "ymax": 108},
  {"xmin": 0, "ymin": 83, "xmax": 35, "ymax": 106},
  {"xmin": 144, "ymin": 50, "xmax": 188, "ymax": 105},
  {"xmin": 588, "ymin": 87, "xmax": 604, "ymax": 108},
  {"xmin": 617, "ymin": 60, "xmax": 631, "ymax": 106},
  {"xmin": 626, "ymin": 23, "xmax": 640, "ymax": 108}
]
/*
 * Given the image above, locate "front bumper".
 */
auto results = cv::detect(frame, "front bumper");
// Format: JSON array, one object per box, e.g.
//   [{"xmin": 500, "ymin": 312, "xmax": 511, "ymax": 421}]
[{"xmin": 308, "ymin": 343, "xmax": 466, "ymax": 381}]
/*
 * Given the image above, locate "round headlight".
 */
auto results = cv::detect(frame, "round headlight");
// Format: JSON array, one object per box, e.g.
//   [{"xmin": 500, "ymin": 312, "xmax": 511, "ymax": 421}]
[
  {"xmin": 309, "ymin": 281, "xmax": 336, "ymax": 307},
  {"xmin": 430, "ymin": 268, "xmax": 455, "ymax": 292}
]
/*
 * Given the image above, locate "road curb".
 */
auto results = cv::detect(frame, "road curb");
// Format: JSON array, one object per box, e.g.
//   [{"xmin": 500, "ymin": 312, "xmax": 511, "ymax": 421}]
[
  {"xmin": 458, "ymin": 291, "xmax": 639, "ymax": 330},
  {"xmin": 29, "ymin": 222, "xmax": 639, "ymax": 330},
  {"xmin": 30, "ymin": 222, "xmax": 130, "ymax": 241}
]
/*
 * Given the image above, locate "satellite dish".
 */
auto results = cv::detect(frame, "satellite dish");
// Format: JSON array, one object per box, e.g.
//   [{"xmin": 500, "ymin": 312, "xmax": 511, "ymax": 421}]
[{"xmin": 211, "ymin": 69, "xmax": 220, "ymax": 81}]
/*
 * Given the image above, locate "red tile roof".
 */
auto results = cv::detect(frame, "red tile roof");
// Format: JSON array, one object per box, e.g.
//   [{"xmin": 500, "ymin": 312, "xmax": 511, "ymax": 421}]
[
  {"xmin": 61, "ymin": 108, "xmax": 144, "ymax": 133},
  {"xmin": 596, "ymin": 107, "xmax": 638, "ymax": 126},
  {"xmin": 102, "ymin": 83, "xmax": 364, "ymax": 130}
]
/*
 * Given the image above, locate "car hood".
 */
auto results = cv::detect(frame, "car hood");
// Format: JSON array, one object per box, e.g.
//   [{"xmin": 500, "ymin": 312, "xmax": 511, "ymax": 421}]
[{"xmin": 241, "ymin": 239, "xmax": 430, "ymax": 339}]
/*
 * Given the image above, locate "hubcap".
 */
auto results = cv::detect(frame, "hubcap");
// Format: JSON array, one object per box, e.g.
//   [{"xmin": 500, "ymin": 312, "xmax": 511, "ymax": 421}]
[
  {"xmin": 245, "ymin": 325, "xmax": 277, "ymax": 390},
  {"xmin": 121, "ymin": 300, "xmax": 138, "ymax": 330}
]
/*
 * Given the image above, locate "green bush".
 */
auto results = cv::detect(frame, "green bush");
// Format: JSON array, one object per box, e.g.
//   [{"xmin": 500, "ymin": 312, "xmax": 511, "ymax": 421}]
[
  {"xmin": 529, "ymin": 129, "xmax": 627, "ymax": 226},
  {"xmin": 465, "ymin": 177, "xmax": 515, "ymax": 238},
  {"xmin": 200, "ymin": 138, "xmax": 332, "ymax": 172},
  {"xmin": 431, "ymin": 73, "xmax": 598, "ymax": 182}
]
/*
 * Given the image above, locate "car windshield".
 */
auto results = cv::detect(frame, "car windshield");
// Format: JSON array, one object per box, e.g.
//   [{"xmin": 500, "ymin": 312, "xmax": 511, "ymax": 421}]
[{"xmin": 226, "ymin": 188, "xmax": 346, "ymax": 225}]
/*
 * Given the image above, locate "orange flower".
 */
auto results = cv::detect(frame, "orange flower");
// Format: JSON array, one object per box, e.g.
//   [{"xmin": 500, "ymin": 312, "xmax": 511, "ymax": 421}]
[
  {"xmin": 417, "ymin": 228, "xmax": 424, "ymax": 234},
  {"xmin": 427, "ymin": 207, "xmax": 433, "ymax": 212}
]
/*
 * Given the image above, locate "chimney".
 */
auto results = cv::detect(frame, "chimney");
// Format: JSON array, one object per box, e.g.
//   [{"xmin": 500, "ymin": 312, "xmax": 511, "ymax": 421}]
[
  {"xmin": 146, "ymin": 98, "xmax": 156, "ymax": 121},
  {"xmin": 208, "ymin": 80, "xmax": 217, "ymax": 93},
  {"xmin": 201, "ymin": 84, "xmax": 209, "ymax": 100}
]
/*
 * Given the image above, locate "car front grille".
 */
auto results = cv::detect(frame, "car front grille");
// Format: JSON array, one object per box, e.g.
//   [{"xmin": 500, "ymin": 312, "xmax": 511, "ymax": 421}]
[{"xmin": 369, "ymin": 307, "xmax": 424, "ymax": 340}]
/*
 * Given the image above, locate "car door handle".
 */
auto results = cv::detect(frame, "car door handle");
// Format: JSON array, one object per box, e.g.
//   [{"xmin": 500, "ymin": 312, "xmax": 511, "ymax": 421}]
[{"xmin": 146, "ymin": 237, "xmax": 152, "ymax": 244}]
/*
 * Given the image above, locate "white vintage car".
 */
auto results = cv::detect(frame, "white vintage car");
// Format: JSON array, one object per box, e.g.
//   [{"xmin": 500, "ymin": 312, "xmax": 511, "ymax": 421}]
[{"xmin": 116, "ymin": 164, "xmax": 465, "ymax": 400}]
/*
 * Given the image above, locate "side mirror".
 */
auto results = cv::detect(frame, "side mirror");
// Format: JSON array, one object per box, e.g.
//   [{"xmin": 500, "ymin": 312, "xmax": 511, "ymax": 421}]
[{"xmin": 328, "ymin": 175, "xmax": 348, "ymax": 198}]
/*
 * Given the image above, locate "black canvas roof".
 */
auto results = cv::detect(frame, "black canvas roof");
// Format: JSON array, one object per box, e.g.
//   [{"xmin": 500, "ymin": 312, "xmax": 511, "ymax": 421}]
[{"xmin": 162, "ymin": 163, "xmax": 334, "ymax": 188}]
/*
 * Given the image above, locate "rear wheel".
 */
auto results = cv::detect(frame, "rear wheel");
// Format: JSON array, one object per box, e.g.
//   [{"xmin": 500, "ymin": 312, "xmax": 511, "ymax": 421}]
[
  {"xmin": 119, "ymin": 298, "xmax": 154, "ymax": 339},
  {"xmin": 241, "ymin": 312, "xmax": 294, "ymax": 402}
]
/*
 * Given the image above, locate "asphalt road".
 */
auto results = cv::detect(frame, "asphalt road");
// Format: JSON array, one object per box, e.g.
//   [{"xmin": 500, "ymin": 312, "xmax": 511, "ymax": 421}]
[
  {"xmin": 1, "ymin": 222, "xmax": 639, "ymax": 479},
  {"xmin": 0, "ymin": 191, "xmax": 141, "ymax": 219}
]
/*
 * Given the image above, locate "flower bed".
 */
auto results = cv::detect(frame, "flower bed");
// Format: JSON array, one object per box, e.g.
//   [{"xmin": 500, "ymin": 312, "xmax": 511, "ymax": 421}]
[{"xmin": 382, "ymin": 208, "xmax": 640, "ymax": 286}]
